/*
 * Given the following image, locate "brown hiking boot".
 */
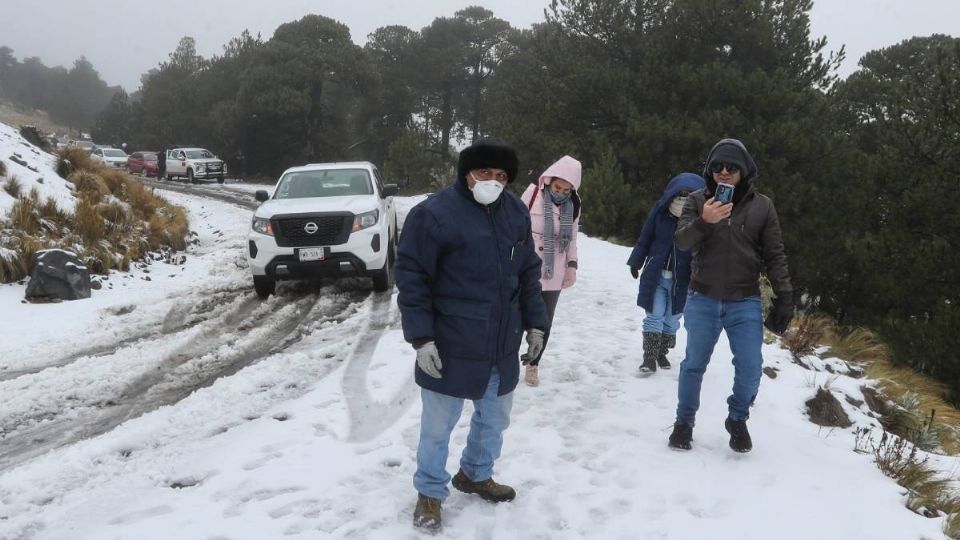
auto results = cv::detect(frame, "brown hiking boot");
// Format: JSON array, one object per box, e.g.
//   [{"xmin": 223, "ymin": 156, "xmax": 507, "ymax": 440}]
[
  {"xmin": 413, "ymin": 493, "xmax": 442, "ymax": 532},
  {"xmin": 452, "ymin": 469, "xmax": 516, "ymax": 502}
]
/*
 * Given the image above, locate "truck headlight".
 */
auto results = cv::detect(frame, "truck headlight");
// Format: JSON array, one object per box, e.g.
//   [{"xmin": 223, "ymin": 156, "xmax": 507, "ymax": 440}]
[
  {"xmin": 196, "ymin": 163, "xmax": 206, "ymax": 171},
  {"xmin": 252, "ymin": 217, "xmax": 273, "ymax": 236},
  {"xmin": 352, "ymin": 210, "xmax": 379, "ymax": 232}
]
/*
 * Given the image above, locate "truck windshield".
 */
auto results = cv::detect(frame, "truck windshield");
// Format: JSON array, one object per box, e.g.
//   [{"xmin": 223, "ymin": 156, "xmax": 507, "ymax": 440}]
[{"xmin": 275, "ymin": 169, "xmax": 372, "ymax": 199}]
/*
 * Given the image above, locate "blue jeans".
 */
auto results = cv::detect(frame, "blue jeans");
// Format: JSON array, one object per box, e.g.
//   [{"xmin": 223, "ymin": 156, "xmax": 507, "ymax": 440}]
[
  {"xmin": 414, "ymin": 368, "xmax": 513, "ymax": 499},
  {"xmin": 676, "ymin": 291, "xmax": 764, "ymax": 426},
  {"xmin": 642, "ymin": 273, "xmax": 682, "ymax": 335}
]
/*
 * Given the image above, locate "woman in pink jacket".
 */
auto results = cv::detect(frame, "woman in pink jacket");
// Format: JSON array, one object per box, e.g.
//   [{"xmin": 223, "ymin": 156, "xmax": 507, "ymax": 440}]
[{"xmin": 519, "ymin": 155, "xmax": 582, "ymax": 386}]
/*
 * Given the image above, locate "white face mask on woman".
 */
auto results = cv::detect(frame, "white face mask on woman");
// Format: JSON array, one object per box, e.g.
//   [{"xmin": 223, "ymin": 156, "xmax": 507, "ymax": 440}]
[
  {"xmin": 470, "ymin": 176, "xmax": 505, "ymax": 205},
  {"xmin": 669, "ymin": 196, "xmax": 687, "ymax": 217}
]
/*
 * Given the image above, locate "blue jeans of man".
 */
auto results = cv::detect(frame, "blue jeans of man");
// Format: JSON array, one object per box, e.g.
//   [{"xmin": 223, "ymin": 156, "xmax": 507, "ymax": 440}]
[
  {"xmin": 642, "ymin": 273, "xmax": 682, "ymax": 335},
  {"xmin": 414, "ymin": 368, "xmax": 513, "ymax": 500},
  {"xmin": 676, "ymin": 291, "xmax": 764, "ymax": 426}
]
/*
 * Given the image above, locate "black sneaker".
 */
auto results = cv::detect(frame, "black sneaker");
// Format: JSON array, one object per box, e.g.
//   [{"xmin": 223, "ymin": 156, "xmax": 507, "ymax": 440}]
[
  {"xmin": 668, "ymin": 422, "xmax": 693, "ymax": 450},
  {"xmin": 725, "ymin": 418, "xmax": 752, "ymax": 453}
]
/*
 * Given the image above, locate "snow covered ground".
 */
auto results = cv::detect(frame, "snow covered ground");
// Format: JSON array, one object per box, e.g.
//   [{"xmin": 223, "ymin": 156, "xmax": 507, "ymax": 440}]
[
  {"xmin": 0, "ymin": 149, "xmax": 955, "ymax": 538},
  {"xmin": 0, "ymin": 122, "xmax": 75, "ymax": 217}
]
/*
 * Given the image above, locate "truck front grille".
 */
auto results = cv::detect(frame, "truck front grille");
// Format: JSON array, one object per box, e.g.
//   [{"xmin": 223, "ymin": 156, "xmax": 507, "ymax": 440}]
[{"xmin": 273, "ymin": 214, "xmax": 351, "ymax": 247}]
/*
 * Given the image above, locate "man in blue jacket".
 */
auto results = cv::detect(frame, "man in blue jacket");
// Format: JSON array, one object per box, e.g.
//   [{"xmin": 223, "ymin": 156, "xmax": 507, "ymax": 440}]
[{"xmin": 396, "ymin": 138, "xmax": 548, "ymax": 532}]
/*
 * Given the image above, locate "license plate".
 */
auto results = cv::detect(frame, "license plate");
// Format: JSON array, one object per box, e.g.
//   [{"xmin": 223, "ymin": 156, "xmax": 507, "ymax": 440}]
[{"xmin": 298, "ymin": 247, "xmax": 325, "ymax": 262}]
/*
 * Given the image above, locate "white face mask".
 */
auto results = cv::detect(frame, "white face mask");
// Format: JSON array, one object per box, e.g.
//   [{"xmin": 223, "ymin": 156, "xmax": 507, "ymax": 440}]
[
  {"xmin": 669, "ymin": 196, "xmax": 687, "ymax": 217},
  {"xmin": 470, "ymin": 178, "xmax": 505, "ymax": 205}
]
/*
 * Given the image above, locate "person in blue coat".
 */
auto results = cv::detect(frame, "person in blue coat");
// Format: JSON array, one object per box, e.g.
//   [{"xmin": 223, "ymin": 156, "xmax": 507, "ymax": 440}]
[
  {"xmin": 396, "ymin": 137, "xmax": 548, "ymax": 533},
  {"xmin": 627, "ymin": 172, "xmax": 706, "ymax": 375}
]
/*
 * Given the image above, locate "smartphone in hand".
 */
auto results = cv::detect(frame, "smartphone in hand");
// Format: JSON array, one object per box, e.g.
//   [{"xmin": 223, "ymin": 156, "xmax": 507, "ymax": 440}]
[{"xmin": 715, "ymin": 182, "xmax": 734, "ymax": 204}]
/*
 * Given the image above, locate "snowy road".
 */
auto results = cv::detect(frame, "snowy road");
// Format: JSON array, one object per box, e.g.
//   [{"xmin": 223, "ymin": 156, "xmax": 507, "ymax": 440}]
[
  {"xmin": 0, "ymin": 184, "xmax": 414, "ymax": 471},
  {"xmin": 0, "ymin": 173, "xmax": 950, "ymax": 540}
]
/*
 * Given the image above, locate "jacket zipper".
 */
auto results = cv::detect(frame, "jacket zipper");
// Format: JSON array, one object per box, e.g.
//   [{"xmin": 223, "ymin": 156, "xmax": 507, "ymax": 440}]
[{"xmin": 487, "ymin": 205, "xmax": 506, "ymax": 365}]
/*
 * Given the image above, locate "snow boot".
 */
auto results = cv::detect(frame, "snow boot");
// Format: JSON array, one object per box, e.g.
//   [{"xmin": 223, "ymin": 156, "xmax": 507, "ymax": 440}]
[
  {"xmin": 657, "ymin": 333, "xmax": 675, "ymax": 369},
  {"xmin": 725, "ymin": 418, "xmax": 753, "ymax": 453},
  {"xmin": 668, "ymin": 421, "xmax": 693, "ymax": 450},
  {"xmin": 413, "ymin": 493, "xmax": 442, "ymax": 532},
  {"xmin": 639, "ymin": 332, "xmax": 661, "ymax": 374},
  {"xmin": 524, "ymin": 364, "xmax": 539, "ymax": 387},
  {"xmin": 452, "ymin": 469, "xmax": 516, "ymax": 502}
]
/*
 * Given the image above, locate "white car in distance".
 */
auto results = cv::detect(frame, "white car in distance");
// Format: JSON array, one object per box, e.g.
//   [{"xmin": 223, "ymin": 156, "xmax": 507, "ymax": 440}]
[
  {"xmin": 91, "ymin": 147, "xmax": 128, "ymax": 169},
  {"xmin": 164, "ymin": 147, "xmax": 227, "ymax": 184},
  {"xmin": 247, "ymin": 162, "xmax": 399, "ymax": 298}
]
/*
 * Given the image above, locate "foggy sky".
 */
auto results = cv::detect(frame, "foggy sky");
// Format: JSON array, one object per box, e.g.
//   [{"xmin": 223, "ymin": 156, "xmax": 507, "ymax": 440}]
[{"xmin": 2, "ymin": 0, "xmax": 958, "ymax": 91}]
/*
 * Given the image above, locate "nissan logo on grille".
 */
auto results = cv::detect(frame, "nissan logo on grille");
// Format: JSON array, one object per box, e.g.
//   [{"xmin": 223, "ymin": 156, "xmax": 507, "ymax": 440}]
[{"xmin": 304, "ymin": 222, "xmax": 319, "ymax": 234}]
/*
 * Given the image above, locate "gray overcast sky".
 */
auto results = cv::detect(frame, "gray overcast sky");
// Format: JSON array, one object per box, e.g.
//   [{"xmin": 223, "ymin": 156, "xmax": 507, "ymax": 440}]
[{"xmin": 2, "ymin": 0, "xmax": 959, "ymax": 91}]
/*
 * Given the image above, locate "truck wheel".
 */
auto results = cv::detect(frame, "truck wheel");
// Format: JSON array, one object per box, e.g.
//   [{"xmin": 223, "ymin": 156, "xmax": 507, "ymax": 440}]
[
  {"xmin": 253, "ymin": 275, "xmax": 275, "ymax": 299},
  {"xmin": 370, "ymin": 239, "xmax": 396, "ymax": 292},
  {"xmin": 188, "ymin": 169, "xmax": 196, "ymax": 184}
]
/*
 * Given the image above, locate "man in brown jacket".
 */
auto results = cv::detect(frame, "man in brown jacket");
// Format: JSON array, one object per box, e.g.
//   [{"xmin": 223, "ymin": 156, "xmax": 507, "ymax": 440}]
[{"xmin": 668, "ymin": 138, "xmax": 794, "ymax": 453}]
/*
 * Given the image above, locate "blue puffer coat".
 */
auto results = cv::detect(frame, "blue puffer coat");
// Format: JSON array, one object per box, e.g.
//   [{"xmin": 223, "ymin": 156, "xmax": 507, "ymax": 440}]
[
  {"xmin": 396, "ymin": 179, "xmax": 548, "ymax": 399},
  {"xmin": 626, "ymin": 172, "xmax": 706, "ymax": 315}
]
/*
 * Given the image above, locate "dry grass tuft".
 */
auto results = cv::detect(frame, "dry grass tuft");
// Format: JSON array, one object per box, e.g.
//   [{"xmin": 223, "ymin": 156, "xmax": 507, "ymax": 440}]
[
  {"xmin": 73, "ymin": 199, "xmax": 105, "ymax": 244},
  {"xmin": 68, "ymin": 170, "xmax": 110, "ymax": 204},
  {"xmin": 946, "ymin": 511, "xmax": 960, "ymax": 539},
  {"xmin": 147, "ymin": 206, "xmax": 188, "ymax": 251},
  {"xmin": 858, "ymin": 428, "xmax": 960, "ymax": 535},
  {"xmin": 823, "ymin": 323, "xmax": 960, "ymax": 454},
  {"xmin": 55, "ymin": 147, "xmax": 95, "ymax": 177},
  {"xmin": 3, "ymin": 175, "xmax": 22, "ymax": 198},
  {"xmin": 782, "ymin": 312, "xmax": 831, "ymax": 360},
  {"xmin": 98, "ymin": 168, "xmax": 129, "ymax": 197},
  {"xmin": 0, "ymin": 148, "xmax": 191, "ymax": 284},
  {"xmin": 126, "ymin": 181, "xmax": 159, "ymax": 219},
  {"xmin": 0, "ymin": 158, "xmax": 7, "ymax": 177},
  {"xmin": 10, "ymin": 197, "xmax": 40, "ymax": 236},
  {"xmin": 0, "ymin": 235, "xmax": 43, "ymax": 282}
]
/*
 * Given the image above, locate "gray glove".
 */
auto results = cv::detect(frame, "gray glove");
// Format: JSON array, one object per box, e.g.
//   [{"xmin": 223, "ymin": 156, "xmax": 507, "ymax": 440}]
[
  {"xmin": 525, "ymin": 328, "xmax": 545, "ymax": 362},
  {"xmin": 416, "ymin": 341, "xmax": 442, "ymax": 379}
]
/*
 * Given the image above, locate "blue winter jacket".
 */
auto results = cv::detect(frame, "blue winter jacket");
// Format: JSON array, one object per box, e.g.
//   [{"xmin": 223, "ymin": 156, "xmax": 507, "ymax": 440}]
[
  {"xmin": 626, "ymin": 173, "xmax": 706, "ymax": 315},
  {"xmin": 396, "ymin": 178, "xmax": 548, "ymax": 399}
]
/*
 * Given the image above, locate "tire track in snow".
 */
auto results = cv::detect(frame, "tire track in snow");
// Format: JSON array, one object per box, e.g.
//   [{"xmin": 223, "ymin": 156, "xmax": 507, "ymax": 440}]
[
  {"xmin": 0, "ymin": 286, "xmax": 367, "ymax": 470},
  {"xmin": 342, "ymin": 291, "xmax": 418, "ymax": 443},
  {"xmin": 0, "ymin": 287, "xmax": 251, "ymax": 383}
]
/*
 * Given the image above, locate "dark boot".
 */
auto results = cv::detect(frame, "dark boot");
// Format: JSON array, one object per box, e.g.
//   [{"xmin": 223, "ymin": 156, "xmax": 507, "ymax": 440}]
[
  {"xmin": 639, "ymin": 332, "xmax": 661, "ymax": 374},
  {"xmin": 668, "ymin": 421, "xmax": 693, "ymax": 450},
  {"xmin": 725, "ymin": 418, "xmax": 753, "ymax": 453},
  {"xmin": 413, "ymin": 493, "xmax": 442, "ymax": 532},
  {"xmin": 452, "ymin": 469, "xmax": 516, "ymax": 502},
  {"xmin": 657, "ymin": 333, "xmax": 675, "ymax": 369}
]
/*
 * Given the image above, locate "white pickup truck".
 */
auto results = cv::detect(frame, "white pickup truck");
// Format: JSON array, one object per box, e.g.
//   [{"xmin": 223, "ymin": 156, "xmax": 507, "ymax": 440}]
[
  {"xmin": 164, "ymin": 147, "xmax": 227, "ymax": 184},
  {"xmin": 247, "ymin": 161, "xmax": 399, "ymax": 298}
]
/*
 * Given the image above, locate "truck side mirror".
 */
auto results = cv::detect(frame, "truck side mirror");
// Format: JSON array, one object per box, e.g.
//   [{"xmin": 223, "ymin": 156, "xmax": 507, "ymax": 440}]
[
  {"xmin": 255, "ymin": 190, "xmax": 269, "ymax": 202},
  {"xmin": 382, "ymin": 184, "xmax": 399, "ymax": 197}
]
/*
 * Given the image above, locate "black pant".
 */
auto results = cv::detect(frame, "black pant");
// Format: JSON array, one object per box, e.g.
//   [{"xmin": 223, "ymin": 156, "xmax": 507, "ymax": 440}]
[{"xmin": 529, "ymin": 290, "xmax": 561, "ymax": 366}]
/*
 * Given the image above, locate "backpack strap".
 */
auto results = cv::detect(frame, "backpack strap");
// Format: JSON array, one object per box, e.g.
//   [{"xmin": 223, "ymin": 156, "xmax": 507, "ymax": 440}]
[{"xmin": 527, "ymin": 186, "xmax": 538, "ymax": 210}]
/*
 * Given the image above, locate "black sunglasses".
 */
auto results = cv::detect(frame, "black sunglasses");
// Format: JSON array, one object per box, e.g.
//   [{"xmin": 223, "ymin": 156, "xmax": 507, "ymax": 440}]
[{"xmin": 709, "ymin": 162, "xmax": 741, "ymax": 174}]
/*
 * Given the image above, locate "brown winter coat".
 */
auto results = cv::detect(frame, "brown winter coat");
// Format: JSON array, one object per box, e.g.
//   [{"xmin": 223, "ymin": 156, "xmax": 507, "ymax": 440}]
[{"xmin": 675, "ymin": 183, "xmax": 792, "ymax": 300}]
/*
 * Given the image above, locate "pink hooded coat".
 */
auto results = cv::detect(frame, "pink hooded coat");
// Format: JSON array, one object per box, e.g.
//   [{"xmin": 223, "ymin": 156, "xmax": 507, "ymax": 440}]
[{"xmin": 520, "ymin": 155, "xmax": 582, "ymax": 291}]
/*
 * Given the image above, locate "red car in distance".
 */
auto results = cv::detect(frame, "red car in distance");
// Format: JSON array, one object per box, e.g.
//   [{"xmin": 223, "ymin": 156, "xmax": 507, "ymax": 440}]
[{"xmin": 128, "ymin": 151, "xmax": 159, "ymax": 177}]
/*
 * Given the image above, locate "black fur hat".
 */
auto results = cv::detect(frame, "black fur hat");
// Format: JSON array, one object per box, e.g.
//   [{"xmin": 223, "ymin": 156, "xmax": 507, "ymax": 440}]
[{"xmin": 457, "ymin": 137, "xmax": 519, "ymax": 184}]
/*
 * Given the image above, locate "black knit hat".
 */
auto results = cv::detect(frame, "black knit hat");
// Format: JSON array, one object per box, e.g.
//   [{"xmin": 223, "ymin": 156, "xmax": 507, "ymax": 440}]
[
  {"xmin": 457, "ymin": 137, "xmax": 519, "ymax": 184},
  {"xmin": 703, "ymin": 139, "xmax": 757, "ymax": 181}
]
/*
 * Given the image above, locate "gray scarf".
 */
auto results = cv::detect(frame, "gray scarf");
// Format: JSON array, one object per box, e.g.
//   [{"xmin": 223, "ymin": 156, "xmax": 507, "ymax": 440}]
[{"xmin": 542, "ymin": 187, "xmax": 574, "ymax": 279}]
